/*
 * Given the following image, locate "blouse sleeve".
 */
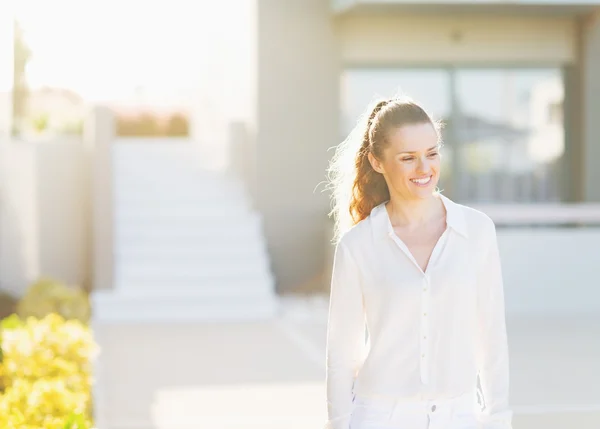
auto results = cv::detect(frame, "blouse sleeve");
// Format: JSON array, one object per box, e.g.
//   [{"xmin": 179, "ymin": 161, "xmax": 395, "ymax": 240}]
[
  {"xmin": 324, "ymin": 240, "xmax": 367, "ymax": 429},
  {"xmin": 476, "ymin": 220, "xmax": 513, "ymax": 429}
]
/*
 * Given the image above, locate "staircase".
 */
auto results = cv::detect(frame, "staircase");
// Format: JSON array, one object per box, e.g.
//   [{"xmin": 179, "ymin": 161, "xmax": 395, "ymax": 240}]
[{"xmin": 91, "ymin": 141, "xmax": 279, "ymax": 322}]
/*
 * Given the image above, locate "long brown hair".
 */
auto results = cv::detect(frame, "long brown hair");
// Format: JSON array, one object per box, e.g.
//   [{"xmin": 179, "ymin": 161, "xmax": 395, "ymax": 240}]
[{"xmin": 327, "ymin": 96, "xmax": 440, "ymax": 243}]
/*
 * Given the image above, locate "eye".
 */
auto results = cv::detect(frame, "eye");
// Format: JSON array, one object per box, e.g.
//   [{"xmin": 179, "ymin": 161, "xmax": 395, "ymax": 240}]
[
  {"xmin": 427, "ymin": 152, "xmax": 439, "ymax": 158},
  {"xmin": 401, "ymin": 156, "xmax": 415, "ymax": 162}
]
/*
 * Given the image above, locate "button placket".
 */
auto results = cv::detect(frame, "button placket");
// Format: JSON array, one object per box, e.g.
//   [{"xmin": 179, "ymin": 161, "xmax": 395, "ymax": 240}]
[{"xmin": 420, "ymin": 275, "xmax": 430, "ymax": 384}]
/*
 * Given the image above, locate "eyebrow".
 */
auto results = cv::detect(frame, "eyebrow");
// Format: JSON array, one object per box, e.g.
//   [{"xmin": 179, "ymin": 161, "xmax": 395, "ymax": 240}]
[{"xmin": 398, "ymin": 145, "xmax": 439, "ymax": 155}]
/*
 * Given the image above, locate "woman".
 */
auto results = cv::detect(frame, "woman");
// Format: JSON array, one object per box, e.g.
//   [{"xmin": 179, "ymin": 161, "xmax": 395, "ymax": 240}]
[{"xmin": 324, "ymin": 97, "xmax": 512, "ymax": 429}]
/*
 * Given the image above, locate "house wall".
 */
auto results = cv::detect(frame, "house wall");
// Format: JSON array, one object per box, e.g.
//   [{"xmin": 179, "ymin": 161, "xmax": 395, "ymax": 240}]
[
  {"xmin": 338, "ymin": 14, "xmax": 577, "ymax": 64},
  {"xmin": 0, "ymin": 141, "xmax": 38, "ymax": 295},
  {"xmin": 582, "ymin": 11, "xmax": 600, "ymax": 202},
  {"xmin": 257, "ymin": 0, "xmax": 341, "ymax": 293},
  {"xmin": 255, "ymin": 5, "xmax": 586, "ymax": 294},
  {"xmin": 0, "ymin": 137, "xmax": 90, "ymax": 296}
]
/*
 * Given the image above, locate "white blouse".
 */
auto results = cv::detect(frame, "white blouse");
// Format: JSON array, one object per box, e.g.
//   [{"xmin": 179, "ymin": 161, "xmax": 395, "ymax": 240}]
[{"xmin": 325, "ymin": 194, "xmax": 512, "ymax": 429}]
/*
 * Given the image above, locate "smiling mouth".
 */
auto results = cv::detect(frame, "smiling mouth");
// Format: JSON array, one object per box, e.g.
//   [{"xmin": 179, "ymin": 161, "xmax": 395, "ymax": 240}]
[{"xmin": 410, "ymin": 175, "xmax": 432, "ymax": 186}]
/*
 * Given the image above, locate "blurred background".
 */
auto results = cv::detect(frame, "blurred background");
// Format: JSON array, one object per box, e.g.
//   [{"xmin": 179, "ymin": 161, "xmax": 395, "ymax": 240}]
[{"xmin": 0, "ymin": 0, "xmax": 599, "ymax": 428}]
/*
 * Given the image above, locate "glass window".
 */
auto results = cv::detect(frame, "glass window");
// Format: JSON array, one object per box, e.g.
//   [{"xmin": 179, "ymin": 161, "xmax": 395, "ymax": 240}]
[
  {"xmin": 340, "ymin": 67, "xmax": 565, "ymax": 203},
  {"xmin": 454, "ymin": 69, "xmax": 564, "ymax": 202}
]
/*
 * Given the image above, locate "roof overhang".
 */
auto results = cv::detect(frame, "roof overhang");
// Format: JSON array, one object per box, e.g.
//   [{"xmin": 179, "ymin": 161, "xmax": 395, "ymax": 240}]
[{"xmin": 332, "ymin": 0, "xmax": 600, "ymax": 16}]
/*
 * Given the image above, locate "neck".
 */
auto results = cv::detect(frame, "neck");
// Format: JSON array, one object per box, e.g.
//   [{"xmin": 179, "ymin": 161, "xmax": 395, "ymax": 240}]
[{"xmin": 386, "ymin": 193, "xmax": 441, "ymax": 228}]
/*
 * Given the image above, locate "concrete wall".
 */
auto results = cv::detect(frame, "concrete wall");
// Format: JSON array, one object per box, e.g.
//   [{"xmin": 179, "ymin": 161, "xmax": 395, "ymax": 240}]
[
  {"xmin": 0, "ymin": 141, "xmax": 38, "ymax": 295},
  {"xmin": 84, "ymin": 107, "xmax": 114, "ymax": 291},
  {"xmin": 0, "ymin": 137, "xmax": 90, "ymax": 296},
  {"xmin": 498, "ymin": 228, "xmax": 600, "ymax": 316},
  {"xmin": 257, "ymin": 0, "xmax": 341, "ymax": 293},
  {"xmin": 338, "ymin": 14, "xmax": 576, "ymax": 64},
  {"xmin": 36, "ymin": 140, "xmax": 90, "ymax": 290},
  {"xmin": 582, "ymin": 10, "xmax": 600, "ymax": 202}
]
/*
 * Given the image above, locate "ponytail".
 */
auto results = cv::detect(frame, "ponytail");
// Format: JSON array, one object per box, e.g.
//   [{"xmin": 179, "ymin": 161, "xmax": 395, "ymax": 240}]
[
  {"xmin": 327, "ymin": 99, "xmax": 391, "ymax": 243},
  {"xmin": 350, "ymin": 100, "xmax": 391, "ymax": 227}
]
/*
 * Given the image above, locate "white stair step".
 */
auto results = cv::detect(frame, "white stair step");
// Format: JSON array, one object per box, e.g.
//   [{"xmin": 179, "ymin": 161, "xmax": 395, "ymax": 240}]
[
  {"xmin": 91, "ymin": 290, "xmax": 280, "ymax": 323},
  {"xmin": 115, "ymin": 245, "xmax": 268, "ymax": 261},
  {"xmin": 115, "ymin": 207, "xmax": 260, "ymax": 220},
  {"xmin": 114, "ymin": 242, "xmax": 268, "ymax": 257},
  {"xmin": 114, "ymin": 190, "xmax": 248, "ymax": 204},
  {"xmin": 114, "ymin": 221, "xmax": 262, "ymax": 236},
  {"xmin": 116, "ymin": 270, "xmax": 273, "ymax": 285},
  {"xmin": 114, "ymin": 179, "xmax": 247, "ymax": 197},
  {"xmin": 115, "ymin": 197, "xmax": 251, "ymax": 209},
  {"xmin": 115, "ymin": 261, "xmax": 272, "ymax": 284},
  {"xmin": 115, "ymin": 173, "xmax": 244, "ymax": 188},
  {"xmin": 115, "ymin": 244, "xmax": 268, "ymax": 259},
  {"xmin": 117, "ymin": 260, "xmax": 271, "ymax": 277},
  {"xmin": 115, "ymin": 278, "xmax": 274, "ymax": 295},
  {"xmin": 113, "ymin": 142, "xmax": 202, "ymax": 163},
  {"xmin": 114, "ymin": 213, "xmax": 261, "ymax": 231},
  {"xmin": 114, "ymin": 204, "xmax": 255, "ymax": 219},
  {"xmin": 113, "ymin": 154, "xmax": 233, "ymax": 174},
  {"xmin": 114, "ymin": 277, "xmax": 275, "ymax": 295},
  {"xmin": 115, "ymin": 177, "xmax": 244, "ymax": 190},
  {"xmin": 114, "ymin": 225, "xmax": 265, "ymax": 243}
]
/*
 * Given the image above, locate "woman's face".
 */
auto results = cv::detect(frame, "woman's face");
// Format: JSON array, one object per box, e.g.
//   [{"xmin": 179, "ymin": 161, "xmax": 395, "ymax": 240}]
[{"xmin": 368, "ymin": 122, "xmax": 441, "ymax": 201}]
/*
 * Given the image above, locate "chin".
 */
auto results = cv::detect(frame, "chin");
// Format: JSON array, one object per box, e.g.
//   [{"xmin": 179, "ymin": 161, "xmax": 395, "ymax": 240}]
[{"xmin": 407, "ymin": 181, "xmax": 438, "ymax": 199}]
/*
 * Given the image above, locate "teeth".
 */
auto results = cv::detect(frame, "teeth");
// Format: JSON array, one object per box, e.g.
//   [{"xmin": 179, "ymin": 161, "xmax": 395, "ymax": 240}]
[{"xmin": 411, "ymin": 176, "xmax": 431, "ymax": 185}]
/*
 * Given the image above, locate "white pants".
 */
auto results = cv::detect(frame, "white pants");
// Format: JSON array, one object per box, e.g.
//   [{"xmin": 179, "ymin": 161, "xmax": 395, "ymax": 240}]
[{"xmin": 349, "ymin": 390, "xmax": 480, "ymax": 429}]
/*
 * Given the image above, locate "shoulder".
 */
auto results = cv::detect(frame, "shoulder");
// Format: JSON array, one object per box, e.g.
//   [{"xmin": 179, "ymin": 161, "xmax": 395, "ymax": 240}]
[
  {"xmin": 337, "ymin": 216, "xmax": 371, "ymax": 252},
  {"xmin": 336, "ymin": 202, "xmax": 385, "ymax": 254},
  {"xmin": 447, "ymin": 197, "xmax": 497, "ymax": 240}
]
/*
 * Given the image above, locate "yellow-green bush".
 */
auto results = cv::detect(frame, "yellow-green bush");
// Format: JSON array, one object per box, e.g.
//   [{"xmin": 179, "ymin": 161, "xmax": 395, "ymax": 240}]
[
  {"xmin": 17, "ymin": 278, "xmax": 91, "ymax": 323},
  {"xmin": 0, "ymin": 313, "xmax": 98, "ymax": 429}
]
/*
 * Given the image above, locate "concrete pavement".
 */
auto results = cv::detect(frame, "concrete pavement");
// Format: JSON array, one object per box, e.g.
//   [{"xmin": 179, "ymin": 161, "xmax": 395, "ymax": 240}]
[{"xmin": 92, "ymin": 295, "xmax": 600, "ymax": 429}]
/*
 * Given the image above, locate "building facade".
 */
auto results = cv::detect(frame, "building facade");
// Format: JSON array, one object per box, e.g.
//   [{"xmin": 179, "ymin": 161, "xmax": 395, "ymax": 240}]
[{"xmin": 255, "ymin": 0, "xmax": 600, "ymax": 295}]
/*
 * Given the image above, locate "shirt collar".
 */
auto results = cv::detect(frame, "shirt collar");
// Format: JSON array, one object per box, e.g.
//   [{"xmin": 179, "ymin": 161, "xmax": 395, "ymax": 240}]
[{"xmin": 370, "ymin": 193, "xmax": 469, "ymax": 239}]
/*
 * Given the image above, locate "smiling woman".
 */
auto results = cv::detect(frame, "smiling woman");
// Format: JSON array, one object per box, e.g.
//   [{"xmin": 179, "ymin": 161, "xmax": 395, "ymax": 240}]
[{"xmin": 324, "ymin": 96, "xmax": 513, "ymax": 429}]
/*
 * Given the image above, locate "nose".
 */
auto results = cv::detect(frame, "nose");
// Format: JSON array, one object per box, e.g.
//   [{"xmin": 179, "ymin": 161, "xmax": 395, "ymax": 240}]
[{"xmin": 416, "ymin": 156, "xmax": 431, "ymax": 174}]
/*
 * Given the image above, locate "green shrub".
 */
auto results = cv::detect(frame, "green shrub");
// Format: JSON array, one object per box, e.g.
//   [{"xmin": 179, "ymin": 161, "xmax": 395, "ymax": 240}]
[
  {"xmin": 17, "ymin": 278, "xmax": 91, "ymax": 324},
  {"xmin": 0, "ymin": 313, "xmax": 98, "ymax": 428}
]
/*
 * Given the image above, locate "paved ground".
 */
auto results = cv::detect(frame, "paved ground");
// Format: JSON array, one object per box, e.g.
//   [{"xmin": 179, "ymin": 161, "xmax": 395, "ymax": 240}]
[{"xmin": 92, "ymin": 296, "xmax": 600, "ymax": 429}]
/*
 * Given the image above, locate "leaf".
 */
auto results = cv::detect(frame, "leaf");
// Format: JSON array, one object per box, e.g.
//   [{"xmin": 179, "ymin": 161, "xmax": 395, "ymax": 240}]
[
  {"xmin": 0, "ymin": 314, "xmax": 22, "ymax": 330},
  {"xmin": 63, "ymin": 411, "xmax": 89, "ymax": 429}
]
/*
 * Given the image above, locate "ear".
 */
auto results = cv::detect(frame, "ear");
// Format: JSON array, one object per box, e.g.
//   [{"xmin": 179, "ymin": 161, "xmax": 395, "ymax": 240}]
[{"xmin": 368, "ymin": 152, "xmax": 385, "ymax": 174}]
